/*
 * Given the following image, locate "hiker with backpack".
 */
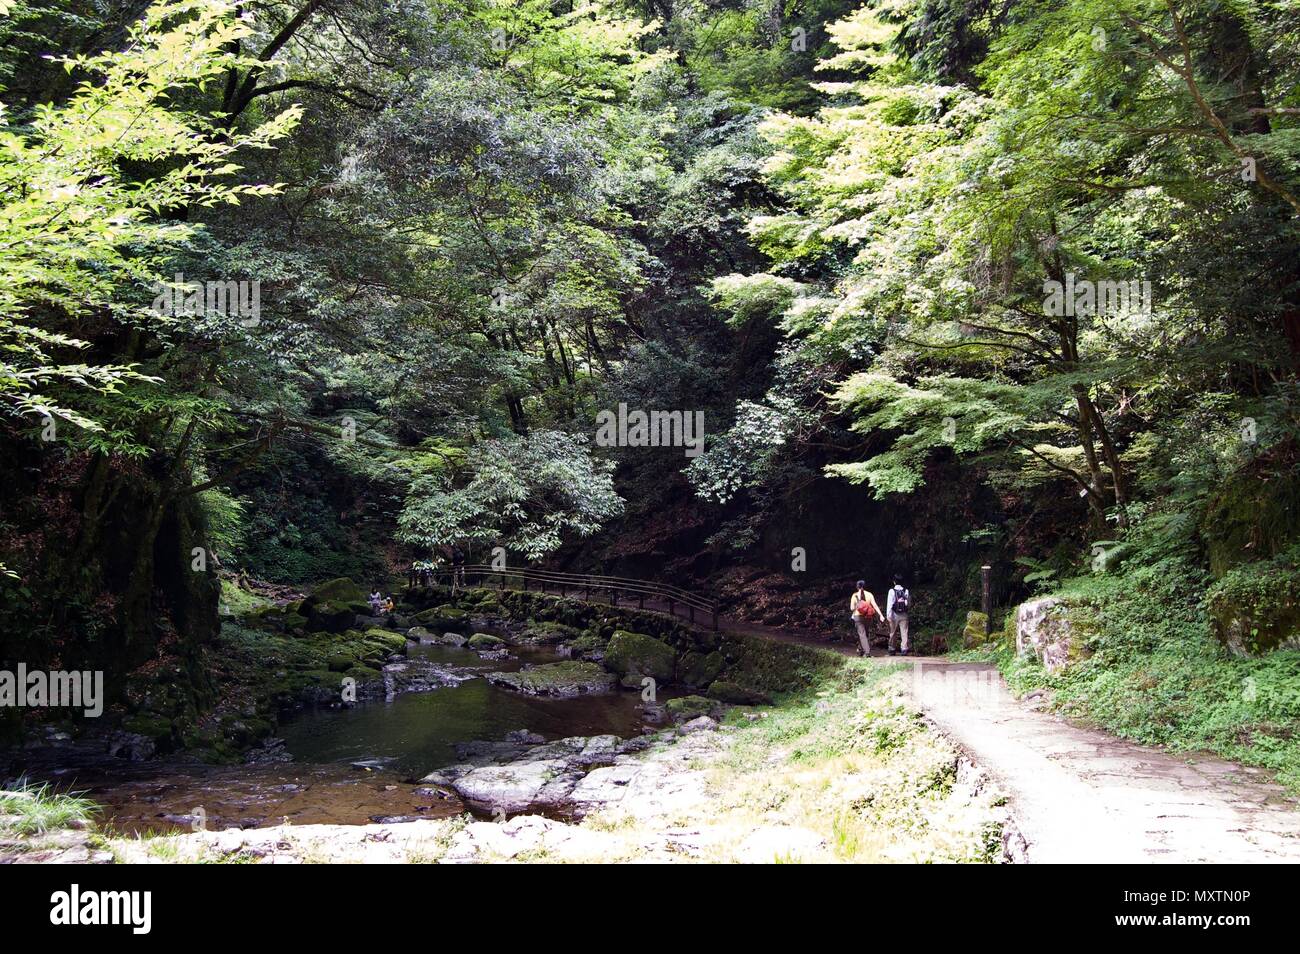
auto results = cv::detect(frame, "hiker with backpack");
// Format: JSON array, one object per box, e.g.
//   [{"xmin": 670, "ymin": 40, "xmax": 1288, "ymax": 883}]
[
  {"xmin": 886, "ymin": 577, "xmax": 911, "ymax": 656},
  {"xmin": 848, "ymin": 580, "xmax": 882, "ymax": 657}
]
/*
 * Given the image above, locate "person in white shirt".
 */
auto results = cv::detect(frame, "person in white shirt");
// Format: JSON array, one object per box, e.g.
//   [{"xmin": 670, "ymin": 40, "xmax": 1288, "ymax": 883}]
[
  {"xmin": 886, "ymin": 576, "xmax": 911, "ymax": 656},
  {"xmin": 848, "ymin": 580, "xmax": 882, "ymax": 657}
]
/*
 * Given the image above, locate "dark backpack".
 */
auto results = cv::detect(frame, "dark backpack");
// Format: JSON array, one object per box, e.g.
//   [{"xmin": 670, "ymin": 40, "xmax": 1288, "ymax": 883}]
[{"xmin": 892, "ymin": 586, "xmax": 910, "ymax": 614}]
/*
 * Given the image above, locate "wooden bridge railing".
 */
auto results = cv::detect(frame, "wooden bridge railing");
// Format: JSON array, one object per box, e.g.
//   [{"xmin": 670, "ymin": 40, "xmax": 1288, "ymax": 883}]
[{"xmin": 413, "ymin": 564, "xmax": 719, "ymax": 631}]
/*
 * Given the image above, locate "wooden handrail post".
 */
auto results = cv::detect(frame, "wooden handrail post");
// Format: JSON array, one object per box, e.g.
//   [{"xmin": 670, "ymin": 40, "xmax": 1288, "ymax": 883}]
[
  {"xmin": 712, "ymin": 607, "xmax": 718, "ymax": 631},
  {"xmin": 667, "ymin": 597, "xmax": 674, "ymax": 618},
  {"xmin": 981, "ymin": 565, "xmax": 992, "ymax": 635}
]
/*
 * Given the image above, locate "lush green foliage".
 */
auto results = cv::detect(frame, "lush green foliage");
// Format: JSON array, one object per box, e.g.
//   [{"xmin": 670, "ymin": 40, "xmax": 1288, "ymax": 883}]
[
  {"xmin": 0, "ymin": 782, "xmax": 97, "ymax": 834},
  {"xmin": 975, "ymin": 557, "xmax": 1300, "ymax": 789},
  {"xmin": 2, "ymin": 0, "xmax": 1298, "ymax": 794}
]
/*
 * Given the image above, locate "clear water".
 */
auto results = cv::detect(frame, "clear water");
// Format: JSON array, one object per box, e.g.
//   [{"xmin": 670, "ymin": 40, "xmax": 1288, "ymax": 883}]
[
  {"xmin": 18, "ymin": 641, "xmax": 660, "ymax": 833},
  {"xmin": 277, "ymin": 642, "xmax": 656, "ymax": 776}
]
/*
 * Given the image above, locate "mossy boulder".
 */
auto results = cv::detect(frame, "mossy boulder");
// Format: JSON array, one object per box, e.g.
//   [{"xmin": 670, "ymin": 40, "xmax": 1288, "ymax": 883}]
[
  {"xmin": 310, "ymin": 577, "xmax": 366, "ymax": 604},
  {"xmin": 1206, "ymin": 549, "xmax": 1300, "ymax": 655},
  {"xmin": 1202, "ymin": 456, "xmax": 1300, "ymax": 577},
  {"xmin": 468, "ymin": 633, "xmax": 506, "ymax": 649},
  {"xmin": 365, "ymin": 629, "xmax": 408, "ymax": 655},
  {"xmin": 519, "ymin": 621, "xmax": 583, "ymax": 644},
  {"xmin": 963, "ymin": 611, "xmax": 991, "ymax": 647},
  {"xmin": 305, "ymin": 600, "xmax": 356, "ymax": 633},
  {"xmin": 677, "ymin": 650, "xmax": 725, "ymax": 690},
  {"xmin": 486, "ymin": 661, "xmax": 616, "ymax": 697},
  {"xmin": 666, "ymin": 695, "xmax": 719, "ymax": 722},
  {"xmin": 412, "ymin": 605, "xmax": 470, "ymax": 632},
  {"xmin": 602, "ymin": 630, "xmax": 676, "ymax": 682},
  {"xmin": 566, "ymin": 632, "xmax": 606, "ymax": 655}
]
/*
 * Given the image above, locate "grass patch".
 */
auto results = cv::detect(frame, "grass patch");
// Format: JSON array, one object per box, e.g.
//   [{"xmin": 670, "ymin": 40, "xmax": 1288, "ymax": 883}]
[
  {"xmin": 0, "ymin": 783, "xmax": 98, "ymax": 835},
  {"xmin": 701, "ymin": 661, "xmax": 1004, "ymax": 862},
  {"xmin": 573, "ymin": 661, "xmax": 1006, "ymax": 863}
]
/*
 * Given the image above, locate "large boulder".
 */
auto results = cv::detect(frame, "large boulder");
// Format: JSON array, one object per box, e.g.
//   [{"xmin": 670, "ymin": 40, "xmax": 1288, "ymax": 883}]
[
  {"xmin": 666, "ymin": 695, "xmax": 720, "ymax": 723},
  {"xmin": 412, "ymin": 605, "xmax": 470, "ymax": 633},
  {"xmin": 304, "ymin": 600, "xmax": 356, "ymax": 634},
  {"xmin": 963, "ymin": 611, "xmax": 991, "ymax": 647},
  {"xmin": 468, "ymin": 633, "xmax": 506, "ymax": 649},
  {"xmin": 1201, "ymin": 459, "xmax": 1300, "ymax": 577},
  {"xmin": 310, "ymin": 577, "xmax": 366, "ymax": 604},
  {"xmin": 1206, "ymin": 552, "xmax": 1300, "ymax": 655},
  {"xmin": 1015, "ymin": 597, "xmax": 1088, "ymax": 674},
  {"xmin": 677, "ymin": 650, "xmax": 725, "ymax": 690},
  {"xmin": 602, "ymin": 630, "xmax": 676, "ymax": 682},
  {"xmin": 450, "ymin": 760, "xmax": 578, "ymax": 815},
  {"xmin": 486, "ymin": 662, "xmax": 617, "ymax": 697}
]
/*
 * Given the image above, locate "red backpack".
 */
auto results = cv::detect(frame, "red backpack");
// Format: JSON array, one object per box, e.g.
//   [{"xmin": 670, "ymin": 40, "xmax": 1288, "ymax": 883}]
[{"xmin": 856, "ymin": 594, "xmax": 874, "ymax": 618}]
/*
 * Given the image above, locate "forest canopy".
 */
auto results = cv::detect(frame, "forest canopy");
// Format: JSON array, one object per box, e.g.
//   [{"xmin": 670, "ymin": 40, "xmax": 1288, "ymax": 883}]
[{"xmin": 1, "ymin": 0, "xmax": 1298, "ymax": 669}]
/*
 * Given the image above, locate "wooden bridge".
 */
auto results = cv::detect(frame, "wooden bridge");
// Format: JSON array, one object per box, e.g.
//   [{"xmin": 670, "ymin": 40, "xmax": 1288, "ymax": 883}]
[{"xmin": 414, "ymin": 564, "xmax": 719, "ymax": 630}]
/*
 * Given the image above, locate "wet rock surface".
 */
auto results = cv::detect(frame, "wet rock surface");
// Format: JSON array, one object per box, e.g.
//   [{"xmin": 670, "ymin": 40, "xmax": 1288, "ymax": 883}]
[{"xmin": 484, "ymin": 661, "xmax": 617, "ymax": 697}]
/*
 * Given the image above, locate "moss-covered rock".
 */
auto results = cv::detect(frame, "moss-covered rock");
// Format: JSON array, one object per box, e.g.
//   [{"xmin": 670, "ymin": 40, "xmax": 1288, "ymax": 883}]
[
  {"xmin": 310, "ymin": 577, "xmax": 366, "ymax": 603},
  {"xmin": 305, "ymin": 599, "xmax": 355, "ymax": 633},
  {"xmin": 1206, "ymin": 548, "xmax": 1300, "ymax": 655},
  {"xmin": 677, "ymin": 650, "xmax": 725, "ymax": 689},
  {"xmin": 666, "ymin": 695, "xmax": 719, "ymax": 722},
  {"xmin": 1202, "ymin": 454, "xmax": 1300, "ymax": 577},
  {"xmin": 603, "ymin": 630, "xmax": 676, "ymax": 681},
  {"xmin": 566, "ymin": 632, "xmax": 606, "ymax": 655},
  {"xmin": 412, "ymin": 605, "xmax": 470, "ymax": 631},
  {"xmin": 486, "ymin": 661, "xmax": 617, "ymax": 697},
  {"xmin": 963, "ymin": 611, "xmax": 990, "ymax": 647},
  {"xmin": 715, "ymin": 633, "xmax": 840, "ymax": 694},
  {"xmin": 468, "ymin": 633, "xmax": 505, "ymax": 649},
  {"xmin": 518, "ymin": 620, "xmax": 583, "ymax": 644},
  {"xmin": 365, "ymin": 629, "xmax": 409, "ymax": 654}
]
